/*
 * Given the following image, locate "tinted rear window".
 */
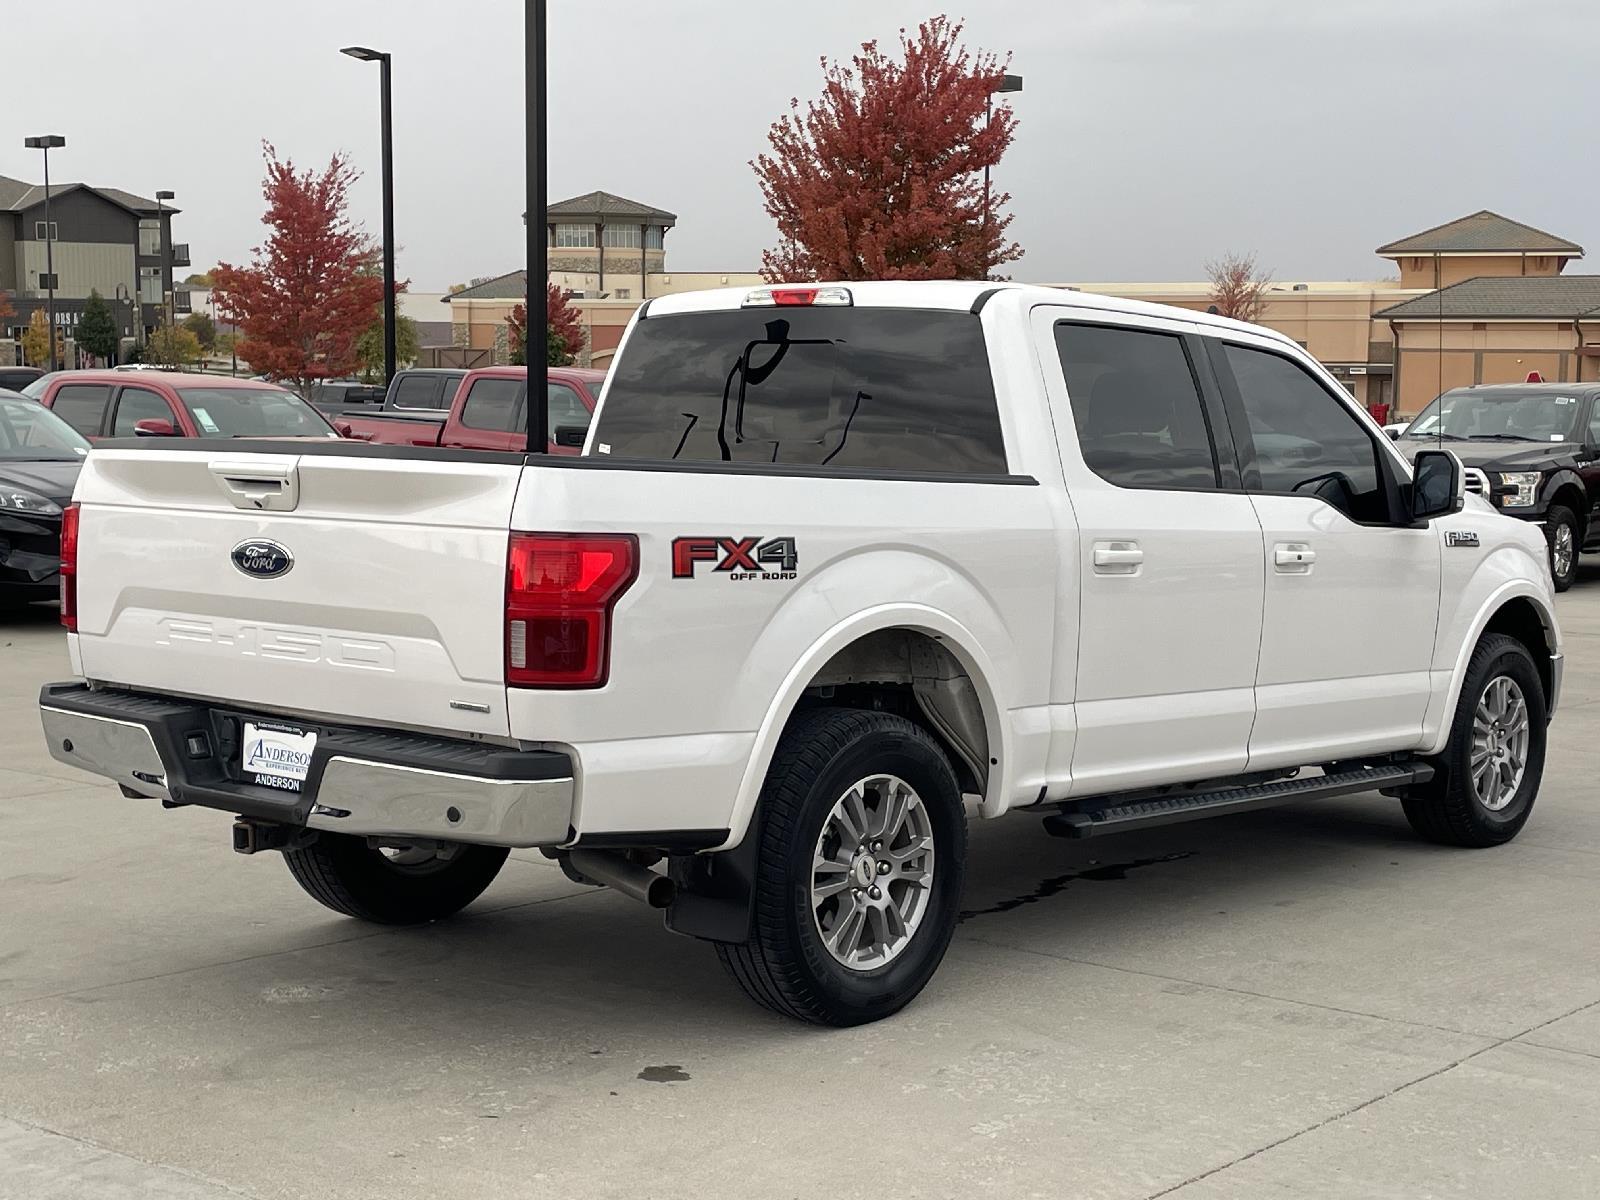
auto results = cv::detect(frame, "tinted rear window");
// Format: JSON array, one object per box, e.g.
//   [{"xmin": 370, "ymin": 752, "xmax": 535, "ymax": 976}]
[{"xmin": 592, "ymin": 309, "xmax": 1007, "ymax": 474}]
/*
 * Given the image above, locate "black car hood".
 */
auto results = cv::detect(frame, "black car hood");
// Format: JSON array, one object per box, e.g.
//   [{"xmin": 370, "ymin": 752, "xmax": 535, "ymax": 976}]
[
  {"xmin": 0, "ymin": 458, "xmax": 83, "ymax": 508},
  {"xmin": 1398, "ymin": 440, "xmax": 1582, "ymax": 472}
]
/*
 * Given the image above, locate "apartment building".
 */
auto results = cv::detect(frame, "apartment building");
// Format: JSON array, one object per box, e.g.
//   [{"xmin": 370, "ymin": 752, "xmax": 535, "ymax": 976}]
[{"xmin": 0, "ymin": 175, "xmax": 187, "ymax": 361}]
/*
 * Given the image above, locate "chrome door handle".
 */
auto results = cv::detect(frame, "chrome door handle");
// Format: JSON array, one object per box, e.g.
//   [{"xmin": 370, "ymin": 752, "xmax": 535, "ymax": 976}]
[
  {"xmin": 1092, "ymin": 541, "xmax": 1144, "ymax": 574},
  {"xmin": 1273, "ymin": 543, "xmax": 1316, "ymax": 571}
]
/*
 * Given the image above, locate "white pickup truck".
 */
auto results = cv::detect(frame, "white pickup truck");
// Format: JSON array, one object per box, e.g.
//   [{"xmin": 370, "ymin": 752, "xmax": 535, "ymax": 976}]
[{"xmin": 40, "ymin": 281, "xmax": 1563, "ymax": 1026}]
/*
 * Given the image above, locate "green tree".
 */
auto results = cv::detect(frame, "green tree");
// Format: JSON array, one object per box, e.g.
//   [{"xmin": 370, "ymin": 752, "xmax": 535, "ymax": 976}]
[
  {"xmin": 145, "ymin": 324, "xmax": 204, "ymax": 367},
  {"xmin": 354, "ymin": 313, "xmax": 419, "ymax": 380},
  {"xmin": 78, "ymin": 290, "xmax": 120, "ymax": 362},
  {"xmin": 184, "ymin": 270, "xmax": 215, "ymax": 286},
  {"xmin": 21, "ymin": 311, "xmax": 51, "ymax": 367},
  {"xmin": 183, "ymin": 311, "xmax": 217, "ymax": 352}
]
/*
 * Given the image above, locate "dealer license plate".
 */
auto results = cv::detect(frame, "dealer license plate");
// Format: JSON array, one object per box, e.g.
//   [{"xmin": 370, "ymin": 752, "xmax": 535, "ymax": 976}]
[{"xmin": 241, "ymin": 722, "xmax": 318, "ymax": 792}]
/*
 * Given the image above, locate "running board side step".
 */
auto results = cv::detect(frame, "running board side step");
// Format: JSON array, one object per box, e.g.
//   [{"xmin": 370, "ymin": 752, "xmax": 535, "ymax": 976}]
[{"xmin": 1042, "ymin": 762, "xmax": 1435, "ymax": 839}]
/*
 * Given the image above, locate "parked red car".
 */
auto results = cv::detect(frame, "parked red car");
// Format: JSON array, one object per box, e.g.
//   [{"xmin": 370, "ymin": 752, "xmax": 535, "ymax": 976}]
[
  {"xmin": 339, "ymin": 366, "xmax": 605, "ymax": 453},
  {"xmin": 37, "ymin": 372, "xmax": 339, "ymax": 440}
]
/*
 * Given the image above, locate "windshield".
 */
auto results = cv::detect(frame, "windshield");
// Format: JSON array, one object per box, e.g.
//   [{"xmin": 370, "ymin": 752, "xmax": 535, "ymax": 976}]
[
  {"xmin": 175, "ymin": 388, "xmax": 336, "ymax": 438},
  {"xmin": 20, "ymin": 372, "xmax": 62, "ymax": 400},
  {"xmin": 1404, "ymin": 389, "xmax": 1583, "ymax": 443},
  {"xmin": 0, "ymin": 395, "xmax": 91, "ymax": 460}
]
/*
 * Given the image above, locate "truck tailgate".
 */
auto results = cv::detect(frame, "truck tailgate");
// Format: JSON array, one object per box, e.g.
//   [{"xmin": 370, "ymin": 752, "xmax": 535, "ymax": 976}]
[{"xmin": 71, "ymin": 446, "xmax": 521, "ymax": 739}]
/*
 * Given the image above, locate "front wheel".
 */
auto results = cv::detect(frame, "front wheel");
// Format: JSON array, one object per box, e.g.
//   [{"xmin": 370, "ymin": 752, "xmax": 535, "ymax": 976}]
[
  {"xmin": 1545, "ymin": 504, "xmax": 1579, "ymax": 592},
  {"xmin": 283, "ymin": 835, "xmax": 509, "ymax": 924},
  {"xmin": 1403, "ymin": 633, "xmax": 1546, "ymax": 847},
  {"xmin": 716, "ymin": 708, "xmax": 967, "ymax": 1026}
]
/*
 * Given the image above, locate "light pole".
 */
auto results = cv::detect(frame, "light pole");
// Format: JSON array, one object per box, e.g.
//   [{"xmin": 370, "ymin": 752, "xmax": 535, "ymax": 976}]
[
  {"xmin": 155, "ymin": 190, "xmax": 175, "ymax": 358},
  {"xmin": 982, "ymin": 74, "xmax": 1022, "ymax": 278},
  {"xmin": 24, "ymin": 135, "xmax": 66, "ymax": 371},
  {"xmin": 526, "ymin": 0, "xmax": 548, "ymax": 453},
  {"xmin": 341, "ymin": 45, "xmax": 397, "ymax": 386}
]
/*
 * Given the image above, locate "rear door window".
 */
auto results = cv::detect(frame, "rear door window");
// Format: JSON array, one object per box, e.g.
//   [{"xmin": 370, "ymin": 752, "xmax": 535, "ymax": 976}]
[
  {"xmin": 1054, "ymin": 323, "xmax": 1220, "ymax": 490},
  {"xmin": 546, "ymin": 382, "xmax": 590, "ymax": 440},
  {"xmin": 110, "ymin": 387, "xmax": 174, "ymax": 436},
  {"xmin": 51, "ymin": 385, "xmax": 112, "ymax": 436},
  {"xmin": 392, "ymin": 374, "xmax": 444, "ymax": 409},
  {"xmin": 460, "ymin": 378, "xmax": 524, "ymax": 431},
  {"xmin": 592, "ymin": 308, "xmax": 1007, "ymax": 474}
]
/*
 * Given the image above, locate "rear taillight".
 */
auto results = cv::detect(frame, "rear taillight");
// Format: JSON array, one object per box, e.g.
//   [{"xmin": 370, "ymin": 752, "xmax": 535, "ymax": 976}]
[
  {"xmin": 505, "ymin": 533, "xmax": 638, "ymax": 689},
  {"xmin": 58, "ymin": 502, "xmax": 80, "ymax": 632}
]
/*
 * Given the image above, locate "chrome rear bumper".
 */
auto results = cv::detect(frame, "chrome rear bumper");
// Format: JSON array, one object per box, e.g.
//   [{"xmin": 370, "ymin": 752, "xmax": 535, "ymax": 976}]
[{"xmin": 39, "ymin": 684, "xmax": 574, "ymax": 848}]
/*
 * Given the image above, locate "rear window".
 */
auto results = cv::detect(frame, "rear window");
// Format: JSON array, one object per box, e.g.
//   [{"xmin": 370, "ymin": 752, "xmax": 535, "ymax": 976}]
[
  {"xmin": 175, "ymin": 389, "xmax": 335, "ymax": 437},
  {"xmin": 592, "ymin": 308, "xmax": 1007, "ymax": 474}
]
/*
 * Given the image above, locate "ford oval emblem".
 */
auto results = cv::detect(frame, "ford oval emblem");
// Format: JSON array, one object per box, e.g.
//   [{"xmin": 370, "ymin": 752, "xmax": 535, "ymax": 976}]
[{"xmin": 231, "ymin": 539, "xmax": 294, "ymax": 579}]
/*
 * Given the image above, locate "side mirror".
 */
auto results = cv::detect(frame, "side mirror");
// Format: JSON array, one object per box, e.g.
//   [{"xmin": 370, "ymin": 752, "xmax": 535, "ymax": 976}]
[
  {"xmin": 1411, "ymin": 449, "xmax": 1464, "ymax": 522},
  {"xmin": 553, "ymin": 424, "xmax": 588, "ymax": 448},
  {"xmin": 1384, "ymin": 427, "xmax": 1401, "ymax": 441},
  {"xmin": 333, "ymin": 420, "xmax": 354, "ymax": 438},
  {"xmin": 132, "ymin": 418, "xmax": 175, "ymax": 438}
]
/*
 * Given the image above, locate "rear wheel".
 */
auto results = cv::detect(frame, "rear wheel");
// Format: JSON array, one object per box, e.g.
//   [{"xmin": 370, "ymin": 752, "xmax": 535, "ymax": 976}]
[
  {"xmin": 1403, "ymin": 633, "xmax": 1546, "ymax": 847},
  {"xmin": 716, "ymin": 708, "xmax": 967, "ymax": 1026},
  {"xmin": 283, "ymin": 835, "xmax": 508, "ymax": 924},
  {"xmin": 1545, "ymin": 504, "xmax": 1579, "ymax": 592}
]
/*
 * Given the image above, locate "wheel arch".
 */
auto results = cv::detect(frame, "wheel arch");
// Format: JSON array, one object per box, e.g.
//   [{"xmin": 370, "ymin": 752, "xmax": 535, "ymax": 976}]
[
  {"xmin": 712, "ymin": 605, "xmax": 1009, "ymax": 852},
  {"xmin": 1546, "ymin": 479, "xmax": 1588, "ymax": 534},
  {"xmin": 1424, "ymin": 581, "xmax": 1560, "ymax": 755}
]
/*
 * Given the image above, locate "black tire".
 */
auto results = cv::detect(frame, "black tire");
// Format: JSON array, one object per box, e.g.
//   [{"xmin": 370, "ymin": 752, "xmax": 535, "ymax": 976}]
[
  {"xmin": 716, "ymin": 708, "xmax": 967, "ymax": 1026},
  {"xmin": 1544, "ymin": 504, "xmax": 1579, "ymax": 593},
  {"xmin": 1403, "ymin": 633, "xmax": 1546, "ymax": 848},
  {"xmin": 282, "ymin": 834, "xmax": 508, "ymax": 924}
]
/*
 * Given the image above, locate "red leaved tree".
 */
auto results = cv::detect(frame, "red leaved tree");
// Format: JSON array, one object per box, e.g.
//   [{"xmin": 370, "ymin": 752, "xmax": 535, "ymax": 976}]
[
  {"xmin": 212, "ymin": 144, "xmax": 384, "ymax": 394},
  {"xmin": 508, "ymin": 281, "xmax": 584, "ymax": 366},
  {"xmin": 0, "ymin": 290, "xmax": 14, "ymax": 331},
  {"xmin": 1206, "ymin": 252, "xmax": 1273, "ymax": 323},
  {"xmin": 753, "ymin": 16, "xmax": 1021, "ymax": 282}
]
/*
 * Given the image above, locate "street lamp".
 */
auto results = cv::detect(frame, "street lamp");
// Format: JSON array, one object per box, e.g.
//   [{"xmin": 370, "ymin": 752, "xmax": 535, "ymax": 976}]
[
  {"xmin": 341, "ymin": 45, "xmax": 397, "ymax": 386},
  {"xmin": 525, "ymin": 0, "xmax": 549, "ymax": 453},
  {"xmin": 155, "ymin": 190, "xmax": 175, "ymax": 355},
  {"xmin": 24, "ymin": 135, "xmax": 66, "ymax": 371},
  {"xmin": 982, "ymin": 74, "xmax": 1021, "ymax": 278}
]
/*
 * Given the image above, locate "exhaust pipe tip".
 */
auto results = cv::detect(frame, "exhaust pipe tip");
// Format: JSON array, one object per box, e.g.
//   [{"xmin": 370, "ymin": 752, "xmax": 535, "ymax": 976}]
[{"xmin": 566, "ymin": 849, "xmax": 676, "ymax": 909}]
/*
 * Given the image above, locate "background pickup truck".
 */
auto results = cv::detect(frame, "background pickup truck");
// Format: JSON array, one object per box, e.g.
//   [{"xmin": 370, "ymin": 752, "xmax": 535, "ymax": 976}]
[
  {"xmin": 40, "ymin": 281, "xmax": 1563, "ymax": 1027},
  {"xmin": 336, "ymin": 366, "xmax": 604, "ymax": 452}
]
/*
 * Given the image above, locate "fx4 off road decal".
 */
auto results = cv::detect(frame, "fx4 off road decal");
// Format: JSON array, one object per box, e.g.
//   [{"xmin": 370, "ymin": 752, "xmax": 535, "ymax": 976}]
[{"xmin": 672, "ymin": 536, "xmax": 799, "ymax": 581}]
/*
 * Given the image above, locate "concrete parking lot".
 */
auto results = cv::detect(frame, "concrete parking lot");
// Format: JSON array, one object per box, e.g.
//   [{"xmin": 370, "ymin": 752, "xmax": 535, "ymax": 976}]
[{"xmin": 2, "ymin": 568, "xmax": 1597, "ymax": 1200}]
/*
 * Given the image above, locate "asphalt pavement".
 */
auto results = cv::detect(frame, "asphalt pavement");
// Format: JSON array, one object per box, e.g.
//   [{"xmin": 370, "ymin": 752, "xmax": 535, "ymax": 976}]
[{"xmin": 2, "ymin": 566, "xmax": 1598, "ymax": 1199}]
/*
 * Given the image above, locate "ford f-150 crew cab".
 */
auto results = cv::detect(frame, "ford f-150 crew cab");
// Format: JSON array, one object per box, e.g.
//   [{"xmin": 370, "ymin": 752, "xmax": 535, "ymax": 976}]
[{"xmin": 39, "ymin": 281, "xmax": 1564, "ymax": 1026}]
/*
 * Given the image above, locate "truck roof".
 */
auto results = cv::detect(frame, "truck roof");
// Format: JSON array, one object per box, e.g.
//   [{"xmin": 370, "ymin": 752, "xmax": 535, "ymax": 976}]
[{"xmin": 644, "ymin": 280, "xmax": 1299, "ymax": 348}]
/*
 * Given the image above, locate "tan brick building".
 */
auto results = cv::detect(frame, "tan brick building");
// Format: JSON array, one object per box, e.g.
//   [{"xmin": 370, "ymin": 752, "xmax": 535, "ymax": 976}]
[{"xmin": 446, "ymin": 205, "xmax": 1598, "ymax": 415}]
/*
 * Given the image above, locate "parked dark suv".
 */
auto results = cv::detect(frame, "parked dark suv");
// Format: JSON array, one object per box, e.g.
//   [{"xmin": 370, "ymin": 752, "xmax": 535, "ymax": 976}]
[{"xmin": 1398, "ymin": 382, "xmax": 1600, "ymax": 590}]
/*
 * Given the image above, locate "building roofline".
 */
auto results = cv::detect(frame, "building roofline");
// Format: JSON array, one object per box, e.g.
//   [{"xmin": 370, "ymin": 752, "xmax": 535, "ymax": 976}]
[{"xmin": 1376, "ymin": 209, "xmax": 1582, "ymax": 256}]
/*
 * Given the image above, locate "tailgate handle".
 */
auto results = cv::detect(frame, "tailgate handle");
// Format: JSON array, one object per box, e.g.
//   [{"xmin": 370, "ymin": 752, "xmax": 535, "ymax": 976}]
[{"xmin": 208, "ymin": 460, "xmax": 301, "ymax": 512}]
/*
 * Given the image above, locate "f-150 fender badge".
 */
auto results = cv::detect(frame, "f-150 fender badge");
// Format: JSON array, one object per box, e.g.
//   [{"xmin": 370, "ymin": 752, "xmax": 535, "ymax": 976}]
[
  {"xmin": 1445, "ymin": 531, "xmax": 1480, "ymax": 548},
  {"xmin": 672, "ymin": 536, "xmax": 798, "ymax": 580}
]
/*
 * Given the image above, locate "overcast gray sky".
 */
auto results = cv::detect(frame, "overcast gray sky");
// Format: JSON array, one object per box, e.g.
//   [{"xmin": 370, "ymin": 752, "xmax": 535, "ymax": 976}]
[{"xmin": 6, "ymin": 0, "xmax": 1596, "ymax": 290}]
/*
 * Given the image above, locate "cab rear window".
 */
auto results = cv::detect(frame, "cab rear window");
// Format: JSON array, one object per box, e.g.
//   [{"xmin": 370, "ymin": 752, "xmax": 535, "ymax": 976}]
[{"xmin": 592, "ymin": 308, "xmax": 1007, "ymax": 474}]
